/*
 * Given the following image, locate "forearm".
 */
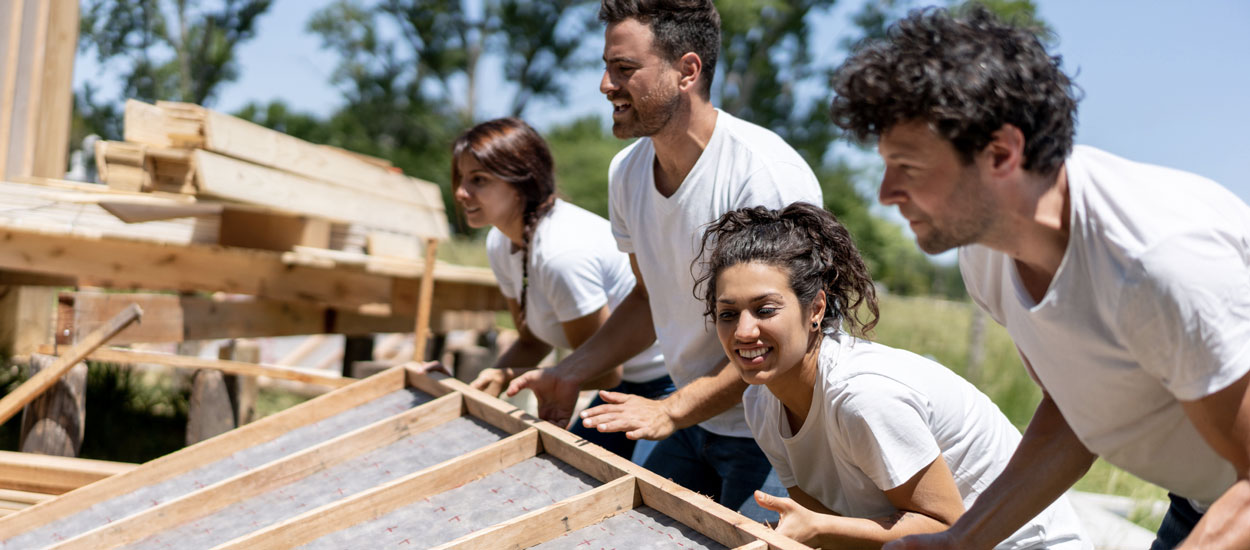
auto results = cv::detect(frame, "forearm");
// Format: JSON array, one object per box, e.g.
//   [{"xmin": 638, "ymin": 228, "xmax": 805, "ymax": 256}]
[
  {"xmin": 492, "ymin": 336, "xmax": 553, "ymax": 377},
  {"xmin": 811, "ymin": 510, "xmax": 951, "ymax": 550},
  {"xmin": 1180, "ymin": 478, "xmax": 1250, "ymax": 548},
  {"xmin": 947, "ymin": 395, "xmax": 1095, "ymax": 549},
  {"xmin": 661, "ymin": 359, "xmax": 746, "ymax": 429},
  {"xmin": 557, "ymin": 287, "xmax": 656, "ymax": 384}
]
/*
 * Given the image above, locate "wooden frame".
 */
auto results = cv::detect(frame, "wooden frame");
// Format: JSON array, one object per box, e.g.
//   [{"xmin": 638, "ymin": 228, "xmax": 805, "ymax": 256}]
[{"xmin": 0, "ymin": 367, "xmax": 809, "ymax": 550}]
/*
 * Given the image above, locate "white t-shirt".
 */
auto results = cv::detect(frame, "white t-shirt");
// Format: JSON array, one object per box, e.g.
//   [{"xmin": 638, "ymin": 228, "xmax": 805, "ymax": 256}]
[
  {"xmin": 960, "ymin": 145, "xmax": 1250, "ymax": 506},
  {"xmin": 608, "ymin": 109, "xmax": 822, "ymax": 436},
  {"xmin": 745, "ymin": 333, "xmax": 1089, "ymax": 550},
  {"xmin": 488, "ymin": 199, "xmax": 667, "ymax": 383}
]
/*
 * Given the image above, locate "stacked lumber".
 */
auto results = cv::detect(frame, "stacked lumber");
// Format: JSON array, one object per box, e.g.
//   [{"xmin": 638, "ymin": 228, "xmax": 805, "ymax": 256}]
[
  {"xmin": 0, "ymin": 366, "xmax": 808, "ymax": 549},
  {"xmin": 95, "ymin": 99, "xmax": 448, "ymax": 258}
]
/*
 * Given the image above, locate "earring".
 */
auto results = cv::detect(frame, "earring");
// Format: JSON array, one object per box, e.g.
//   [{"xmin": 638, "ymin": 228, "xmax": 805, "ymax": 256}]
[{"xmin": 811, "ymin": 321, "xmax": 819, "ymax": 329}]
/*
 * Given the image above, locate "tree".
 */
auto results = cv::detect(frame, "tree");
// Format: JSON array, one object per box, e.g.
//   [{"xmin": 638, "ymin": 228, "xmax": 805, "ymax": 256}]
[{"xmin": 74, "ymin": 0, "xmax": 273, "ymax": 141}]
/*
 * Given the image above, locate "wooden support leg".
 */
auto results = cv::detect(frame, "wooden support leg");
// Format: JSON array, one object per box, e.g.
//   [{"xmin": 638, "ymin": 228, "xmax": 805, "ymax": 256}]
[
  {"xmin": 186, "ymin": 369, "xmax": 235, "ymax": 445},
  {"xmin": 341, "ymin": 336, "xmax": 374, "ymax": 378},
  {"xmin": 18, "ymin": 354, "xmax": 86, "ymax": 456},
  {"xmin": 411, "ymin": 238, "xmax": 439, "ymax": 361},
  {"xmin": 219, "ymin": 340, "xmax": 259, "ymax": 426}
]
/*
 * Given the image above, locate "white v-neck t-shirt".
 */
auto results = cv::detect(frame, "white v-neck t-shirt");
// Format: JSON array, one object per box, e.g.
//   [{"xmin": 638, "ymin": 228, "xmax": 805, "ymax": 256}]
[
  {"xmin": 960, "ymin": 146, "xmax": 1250, "ymax": 506},
  {"xmin": 745, "ymin": 333, "xmax": 1089, "ymax": 549},
  {"xmin": 488, "ymin": 199, "xmax": 666, "ymax": 382},
  {"xmin": 608, "ymin": 109, "xmax": 822, "ymax": 436}
]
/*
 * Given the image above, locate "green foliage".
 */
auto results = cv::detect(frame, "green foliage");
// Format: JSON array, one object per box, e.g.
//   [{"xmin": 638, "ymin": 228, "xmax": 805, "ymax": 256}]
[
  {"xmin": 546, "ymin": 116, "xmax": 625, "ymax": 219},
  {"xmin": 75, "ymin": 0, "xmax": 274, "ymax": 141}
]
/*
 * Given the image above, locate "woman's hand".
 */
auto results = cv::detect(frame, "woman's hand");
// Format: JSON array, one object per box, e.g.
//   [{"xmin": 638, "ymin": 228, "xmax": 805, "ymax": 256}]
[
  {"xmin": 470, "ymin": 367, "xmax": 514, "ymax": 397},
  {"xmin": 753, "ymin": 491, "xmax": 822, "ymax": 545}
]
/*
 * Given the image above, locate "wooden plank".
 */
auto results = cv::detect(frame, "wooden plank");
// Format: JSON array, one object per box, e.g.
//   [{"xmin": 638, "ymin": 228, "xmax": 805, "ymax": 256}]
[
  {"xmin": 0, "ymin": 366, "xmax": 408, "ymax": 539},
  {"xmin": 636, "ymin": 476, "xmax": 808, "ymax": 550},
  {"xmin": 123, "ymin": 98, "xmax": 202, "ymax": 148},
  {"xmin": 0, "ymin": 0, "xmax": 25, "ymax": 179},
  {"xmin": 48, "ymin": 392, "xmax": 466, "ymax": 550},
  {"xmin": 0, "ymin": 284, "xmax": 57, "ymax": 356},
  {"xmin": 218, "ymin": 208, "xmax": 331, "ymax": 252},
  {"xmin": 731, "ymin": 542, "xmax": 770, "ymax": 550},
  {"xmin": 58, "ymin": 291, "xmax": 465, "ymax": 346},
  {"xmin": 211, "ymin": 428, "xmax": 543, "ymax": 550},
  {"xmin": 158, "ymin": 100, "xmax": 446, "ymax": 216},
  {"xmin": 434, "ymin": 475, "xmax": 638, "ymax": 550},
  {"xmin": 12, "ymin": 0, "xmax": 49, "ymax": 179},
  {"xmin": 193, "ymin": 149, "xmax": 444, "ymax": 237},
  {"xmin": 0, "ymin": 304, "xmax": 141, "ymax": 425},
  {"xmin": 37, "ymin": 346, "xmax": 355, "ymax": 389},
  {"xmin": 30, "ymin": 0, "xmax": 77, "ymax": 179},
  {"xmin": 0, "ymin": 451, "xmax": 135, "ymax": 496}
]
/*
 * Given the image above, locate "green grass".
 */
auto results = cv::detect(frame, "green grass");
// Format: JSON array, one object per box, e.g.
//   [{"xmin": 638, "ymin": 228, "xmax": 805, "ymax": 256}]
[{"xmin": 872, "ymin": 294, "xmax": 1168, "ymax": 529}]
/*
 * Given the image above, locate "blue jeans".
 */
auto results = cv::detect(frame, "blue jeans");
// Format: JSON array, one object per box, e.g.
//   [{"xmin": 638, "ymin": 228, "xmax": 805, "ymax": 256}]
[
  {"xmin": 1150, "ymin": 493, "xmax": 1205, "ymax": 550},
  {"xmin": 569, "ymin": 375, "xmax": 675, "ymax": 462},
  {"xmin": 641, "ymin": 424, "xmax": 772, "ymax": 518}
]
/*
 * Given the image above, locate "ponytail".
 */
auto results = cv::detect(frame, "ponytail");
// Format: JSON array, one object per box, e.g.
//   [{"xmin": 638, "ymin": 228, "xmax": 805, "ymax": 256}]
[{"xmin": 693, "ymin": 202, "xmax": 879, "ymax": 336}]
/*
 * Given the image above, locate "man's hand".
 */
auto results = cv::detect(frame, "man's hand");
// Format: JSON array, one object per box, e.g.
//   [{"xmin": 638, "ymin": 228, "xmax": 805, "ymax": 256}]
[
  {"xmin": 753, "ymin": 491, "xmax": 821, "ymax": 545},
  {"xmin": 579, "ymin": 390, "xmax": 677, "ymax": 440},
  {"xmin": 507, "ymin": 367, "xmax": 583, "ymax": 428},
  {"xmin": 469, "ymin": 367, "xmax": 512, "ymax": 397}
]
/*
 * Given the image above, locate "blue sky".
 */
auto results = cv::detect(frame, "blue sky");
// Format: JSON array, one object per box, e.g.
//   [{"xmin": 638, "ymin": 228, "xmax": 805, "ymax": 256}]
[{"xmin": 76, "ymin": 1, "xmax": 1250, "ymax": 205}]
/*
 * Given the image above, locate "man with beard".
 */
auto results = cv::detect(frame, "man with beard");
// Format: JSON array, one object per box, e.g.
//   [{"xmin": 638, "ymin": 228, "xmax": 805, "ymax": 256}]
[
  {"xmin": 828, "ymin": 7, "xmax": 1250, "ymax": 550},
  {"xmin": 506, "ymin": 0, "xmax": 821, "ymax": 514}
]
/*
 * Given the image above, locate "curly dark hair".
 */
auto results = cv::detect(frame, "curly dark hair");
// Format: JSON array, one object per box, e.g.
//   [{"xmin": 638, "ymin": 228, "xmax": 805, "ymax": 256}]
[
  {"xmin": 599, "ymin": 0, "xmax": 720, "ymax": 97},
  {"xmin": 694, "ymin": 203, "xmax": 879, "ymax": 336},
  {"xmin": 829, "ymin": 5, "xmax": 1079, "ymax": 176}
]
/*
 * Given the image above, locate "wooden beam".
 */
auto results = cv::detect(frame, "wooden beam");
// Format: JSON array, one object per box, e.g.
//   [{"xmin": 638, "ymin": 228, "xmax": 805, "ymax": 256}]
[
  {"xmin": 434, "ymin": 476, "xmax": 638, "ymax": 550},
  {"xmin": 0, "ymin": 451, "xmax": 135, "ymax": 496},
  {"xmin": 57, "ymin": 291, "xmax": 477, "ymax": 346},
  {"xmin": 0, "ymin": 488, "xmax": 53, "ymax": 507},
  {"xmin": 192, "ymin": 149, "xmax": 443, "ymax": 237},
  {"xmin": 0, "ymin": 1, "xmax": 26, "ymax": 179},
  {"xmin": 49, "ymin": 392, "xmax": 466, "ymax": 550},
  {"xmin": 37, "ymin": 346, "xmax": 355, "ymax": 389},
  {"xmin": 0, "ymin": 304, "xmax": 141, "ymax": 425},
  {"xmin": 0, "ymin": 366, "xmax": 409, "ymax": 539},
  {"xmin": 213, "ymin": 428, "xmax": 542, "ymax": 550}
]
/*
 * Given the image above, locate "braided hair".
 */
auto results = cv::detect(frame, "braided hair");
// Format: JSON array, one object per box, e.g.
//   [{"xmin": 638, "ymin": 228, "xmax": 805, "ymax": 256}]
[
  {"xmin": 693, "ymin": 203, "xmax": 879, "ymax": 336},
  {"xmin": 451, "ymin": 118, "xmax": 556, "ymax": 326}
]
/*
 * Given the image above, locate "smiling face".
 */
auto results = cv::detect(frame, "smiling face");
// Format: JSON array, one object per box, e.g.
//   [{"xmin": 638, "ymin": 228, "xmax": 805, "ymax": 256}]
[
  {"xmin": 714, "ymin": 262, "xmax": 823, "ymax": 387},
  {"xmin": 600, "ymin": 18, "xmax": 682, "ymax": 139},
  {"xmin": 877, "ymin": 120, "xmax": 1000, "ymax": 254},
  {"xmin": 453, "ymin": 154, "xmax": 524, "ymax": 232}
]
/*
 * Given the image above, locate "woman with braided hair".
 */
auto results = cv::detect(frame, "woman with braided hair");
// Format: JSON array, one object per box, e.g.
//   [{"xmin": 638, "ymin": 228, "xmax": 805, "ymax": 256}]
[
  {"xmin": 441, "ymin": 117, "xmax": 671, "ymax": 460},
  {"xmin": 695, "ymin": 203, "xmax": 1088, "ymax": 549}
]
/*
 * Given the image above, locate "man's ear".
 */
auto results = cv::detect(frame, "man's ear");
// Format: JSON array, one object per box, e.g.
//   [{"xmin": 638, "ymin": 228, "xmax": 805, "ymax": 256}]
[
  {"xmin": 982, "ymin": 123, "xmax": 1026, "ymax": 178},
  {"xmin": 676, "ymin": 52, "xmax": 703, "ymax": 93}
]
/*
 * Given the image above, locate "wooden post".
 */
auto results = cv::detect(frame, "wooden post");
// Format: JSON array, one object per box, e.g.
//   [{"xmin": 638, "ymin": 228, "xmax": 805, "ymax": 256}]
[
  {"xmin": 219, "ymin": 340, "xmax": 259, "ymax": 426},
  {"xmin": 412, "ymin": 238, "xmax": 439, "ymax": 362},
  {"xmin": 18, "ymin": 354, "xmax": 86, "ymax": 456},
  {"xmin": 0, "ymin": 304, "xmax": 141, "ymax": 425}
]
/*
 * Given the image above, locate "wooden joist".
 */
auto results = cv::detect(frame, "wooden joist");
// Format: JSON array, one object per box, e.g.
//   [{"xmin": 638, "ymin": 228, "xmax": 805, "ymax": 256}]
[
  {"xmin": 0, "ymin": 451, "xmax": 136, "ymax": 496},
  {"xmin": 0, "ymin": 367, "xmax": 809, "ymax": 550}
]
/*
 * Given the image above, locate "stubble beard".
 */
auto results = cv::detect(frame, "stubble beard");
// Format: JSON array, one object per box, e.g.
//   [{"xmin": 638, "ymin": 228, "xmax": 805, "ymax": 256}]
[
  {"xmin": 610, "ymin": 82, "xmax": 681, "ymax": 139},
  {"xmin": 914, "ymin": 168, "xmax": 998, "ymax": 254}
]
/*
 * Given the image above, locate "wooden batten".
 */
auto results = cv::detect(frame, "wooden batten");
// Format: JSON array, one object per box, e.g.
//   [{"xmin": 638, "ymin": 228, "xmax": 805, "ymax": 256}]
[
  {"xmin": 433, "ymin": 475, "xmax": 640, "ymax": 550},
  {"xmin": 48, "ymin": 392, "xmax": 465, "ymax": 550},
  {"xmin": 0, "ymin": 366, "xmax": 409, "ymax": 540}
]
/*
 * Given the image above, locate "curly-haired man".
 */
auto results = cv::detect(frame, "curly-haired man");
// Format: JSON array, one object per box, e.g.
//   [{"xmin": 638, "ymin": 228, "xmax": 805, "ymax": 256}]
[{"xmin": 830, "ymin": 6, "xmax": 1250, "ymax": 550}]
